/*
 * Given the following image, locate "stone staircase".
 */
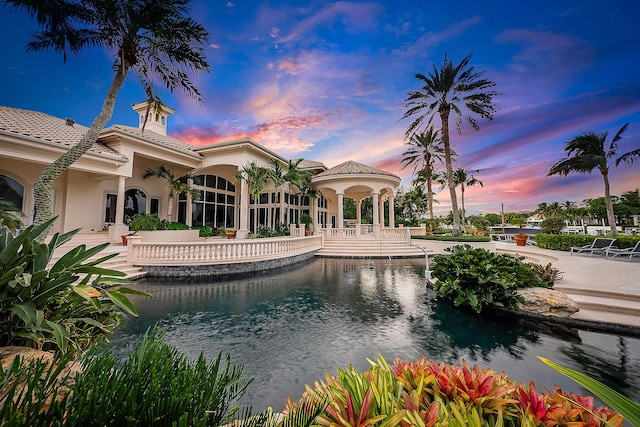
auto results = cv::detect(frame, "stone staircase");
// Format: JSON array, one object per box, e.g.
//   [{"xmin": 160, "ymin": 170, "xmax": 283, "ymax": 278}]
[
  {"xmin": 316, "ymin": 238, "xmax": 428, "ymax": 258},
  {"xmin": 552, "ymin": 286, "xmax": 640, "ymax": 327},
  {"xmin": 48, "ymin": 232, "xmax": 147, "ymax": 280}
]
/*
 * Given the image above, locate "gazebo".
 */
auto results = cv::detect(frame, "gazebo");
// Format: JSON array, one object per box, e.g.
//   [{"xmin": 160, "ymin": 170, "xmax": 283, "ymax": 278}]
[{"xmin": 311, "ymin": 160, "xmax": 400, "ymax": 238}]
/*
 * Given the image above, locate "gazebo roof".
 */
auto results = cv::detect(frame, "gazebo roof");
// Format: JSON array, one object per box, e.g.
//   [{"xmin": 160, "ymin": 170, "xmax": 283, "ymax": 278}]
[{"xmin": 314, "ymin": 160, "xmax": 399, "ymax": 179}]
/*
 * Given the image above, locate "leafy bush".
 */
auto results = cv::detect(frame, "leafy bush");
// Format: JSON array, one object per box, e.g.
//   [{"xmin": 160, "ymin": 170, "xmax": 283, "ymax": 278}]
[
  {"xmin": 530, "ymin": 263, "xmax": 563, "ymax": 286},
  {"xmin": 283, "ymin": 355, "xmax": 624, "ymax": 427},
  {"xmin": 430, "ymin": 245, "xmax": 547, "ymax": 313},
  {"xmin": 1, "ymin": 330, "xmax": 255, "ymax": 427},
  {"xmin": 0, "ymin": 219, "xmax": 149, "ymax": 353},
  {"xmin": 540, "ymin": 216, "xmax": 565, "ymax": 234},
  {"xmin": 165, "ymin": 221, "xmax": 190, "ymax": 230},
  {"xmin": 413, "ymin": 234, "xmax": 491, "ymax": 242},
  {"xmin": 256, "ymin": 222, "xmax": 290, "ymax": 238},
  {"xmin": 536, "ymin": 234, "xmax": 640, "ymax": 251},
  {"xmin": 194, "ymin": 225, "xmax": 213, "ymax": 237},
  {"xmin": 128, "ymin": 212, "xmax": 166, "ymax": 231}
]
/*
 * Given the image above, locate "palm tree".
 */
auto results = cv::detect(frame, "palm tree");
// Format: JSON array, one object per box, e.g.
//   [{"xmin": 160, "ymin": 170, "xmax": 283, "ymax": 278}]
[
  {"xmin": 452, "ymin": 168, "xmax": 484, "ymax": 232},
  {"xmin": 7, "ymin": 0, "xmax": 210, "ymax": 229},
  {"xmin": 400, "ymin": 128, "xmax": 445, "ymax": 228},
  {"xmin": 142, "ymin": 166, "xmax": 200, "ymax": 222},
  {"xmin": 548, "ymin": 123, "xmax": 640, "ymax": 236},
  {"xmin": 235, "ymin": 161, "xmax": 271, "ymax": 200},
  {"xmin": 402, "ymin": 53, "xmax": 500, "ymax": 236}
]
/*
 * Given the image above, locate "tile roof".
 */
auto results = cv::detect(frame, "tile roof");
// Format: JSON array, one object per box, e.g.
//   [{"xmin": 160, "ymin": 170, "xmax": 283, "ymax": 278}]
[
  {"xmin": 111, "ymin": 125, "xmax": 197, "ymax": 155},
  {"xmin": 314, "ymin": 160, "xmax": 399, "ymax": 179},
  {"xmin": 0, "ymin": 106, "xmax": 126, "ymax": 159}
]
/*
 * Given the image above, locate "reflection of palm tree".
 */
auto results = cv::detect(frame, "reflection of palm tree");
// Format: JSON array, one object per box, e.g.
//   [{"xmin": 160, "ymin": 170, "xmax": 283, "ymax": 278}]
[
  {"xmin": 10, "ymin": 0, "xmax": 209, "ymax": 228},
  {"xmin": 0, "ymin": 198, "xmax": 23, "ymax": 230},
  {"xmin": 403, "ymin": 54, "xmax": 500, "ymax": 236},
  {"xmin": 548, "ymin": 123, "xmax": 640, "ymax": 236}
]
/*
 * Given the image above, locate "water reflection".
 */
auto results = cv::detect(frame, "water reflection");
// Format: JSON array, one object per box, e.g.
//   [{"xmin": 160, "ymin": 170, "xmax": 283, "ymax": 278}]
[{"xmin": 109, "ymin": 257, "xmax": 640, "ymax": 411}]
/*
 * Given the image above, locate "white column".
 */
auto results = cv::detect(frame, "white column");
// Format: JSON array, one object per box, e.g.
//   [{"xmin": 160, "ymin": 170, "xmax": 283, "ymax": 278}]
[
  {"xmin": 311, "ymin": 198, "xmax": 317, "ymax": 235},
  {"xmin": 388, "ymin": 195, "xmax": 395, "ymax": 228},
  {"xmin": 372, "ymin": 193, "xmax": 379, "ymax": 226},
  {"xmin": 279, "ymin": 187, "xmax": 285, "ymax": 224},
  {"xmin": 356, "ymin": 199, "xmax": 362, "ymax": 224},
  {"xmin": 115, "ymin": 176, "xmax": 126, "ymax": 225},
  {"xmin": 237, "ymin": 174, "xmax": 250, "ymax": 239},
  {"xmin": 186, "ymin": 177, "xmax": 193, "ymax": 227},
  {"xmin": 337, "ymin": 193, "xmax": 344, "ymax": 229},
  {"xmin": 378, "ymin": 195, "xmax": 385, "ymax": 227}
]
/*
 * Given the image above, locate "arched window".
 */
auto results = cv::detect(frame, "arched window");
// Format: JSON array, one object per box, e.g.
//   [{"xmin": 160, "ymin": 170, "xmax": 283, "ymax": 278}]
[
  {"xmin": 124, "ymin": 188, "xmax": 147, "ymax": 221},
  {"xmin": 0, "ymin": 174, "xmax": 24, "ymax": 211},
  {"xmin": 180, "ymin": 175, "xmax": 235, "ymax": 229}
]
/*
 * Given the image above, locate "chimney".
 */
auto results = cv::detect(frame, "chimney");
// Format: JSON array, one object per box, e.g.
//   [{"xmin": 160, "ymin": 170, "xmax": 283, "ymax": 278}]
[
  {"xmin": 65, "ymin": 118, "xmax": 75, "ymax": 126},
  {"xmin": 131, "ymin": 101, "xmax": 175, "ymax": 136}
]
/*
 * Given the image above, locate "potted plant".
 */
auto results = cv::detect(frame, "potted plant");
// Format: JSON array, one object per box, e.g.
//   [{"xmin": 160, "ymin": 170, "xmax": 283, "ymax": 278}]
[
  {"xmin": 225, "ymin": 228, "xmax": 236, "ymax": 239},
  {"xmin": 511, "ymin": 218, "xmax": 529, "ymax": 246},
  {"xmin": 300, "ymin": 213, "xmax": 312, "ymax": 236}
]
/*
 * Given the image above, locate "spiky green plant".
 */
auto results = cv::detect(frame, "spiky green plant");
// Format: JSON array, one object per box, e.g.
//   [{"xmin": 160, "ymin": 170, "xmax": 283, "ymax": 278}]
[{"xmin": 0, "ymin": 218, "xmax": 148, "ymax": 353}]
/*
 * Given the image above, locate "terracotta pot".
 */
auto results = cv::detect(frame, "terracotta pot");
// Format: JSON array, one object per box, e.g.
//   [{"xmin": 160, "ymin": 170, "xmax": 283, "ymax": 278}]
[
  {"xmin": 225, "ymin": 231, "xmax": 236, "ymax": 239},
  {"xmin": 514, "ymin": 234, "xmax": 528, "ymax": 246},
  {"xmin": 121, "ymin": 235, "xmax": 128, "ymax": 246}
]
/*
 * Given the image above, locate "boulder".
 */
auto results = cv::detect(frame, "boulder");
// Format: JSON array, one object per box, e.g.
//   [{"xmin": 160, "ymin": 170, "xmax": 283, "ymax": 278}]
[{"xmin": 516, "ymin": 287, "xmax": 580, "ymax": 317}]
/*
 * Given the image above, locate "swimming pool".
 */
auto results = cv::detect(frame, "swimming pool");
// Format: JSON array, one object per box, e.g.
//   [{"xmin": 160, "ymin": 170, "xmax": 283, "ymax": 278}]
[{"xmin": 108, "ymin": 257, "xmax": 640, "ymax": 411}]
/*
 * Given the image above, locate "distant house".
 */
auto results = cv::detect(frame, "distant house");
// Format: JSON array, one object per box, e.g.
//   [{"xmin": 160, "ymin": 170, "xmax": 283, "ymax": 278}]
[{"xmin": 0, "ymin": 103, "xmax": 399, "ymax": 241}]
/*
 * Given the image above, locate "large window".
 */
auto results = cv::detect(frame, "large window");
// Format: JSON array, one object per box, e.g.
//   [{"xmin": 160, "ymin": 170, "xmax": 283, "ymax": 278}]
[
  {"xmin": 181, "ymin": 174, "xmax": 235, "ymax": 228},
  {"xmin": 124, "ymin": 189, "xmax": 147, "ymax": 221},
  {"xmin": 0, "ymin": 174, "xmax": 24, "ymax": 212}
]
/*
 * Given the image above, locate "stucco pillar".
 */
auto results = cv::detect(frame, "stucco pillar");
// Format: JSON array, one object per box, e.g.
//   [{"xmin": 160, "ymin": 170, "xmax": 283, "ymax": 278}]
[
  {"xmin": 237, "ymin": 174, "xmax": 250, "ymax": 239},
  {"xmin": 337, "ymin": 193, "xmax": 344, "ymax": 229},
  {"xmin": 109, "ymin": 176, "xmax": 129, "ymax": 242},
  {"xmin": 186, "ymin": 177, "xmax": 193, "ymax": 227},
  {"xmin": 115, "ymin": 176, "xmax": 126, "ymax": 225},
  {"xmin": 378, "ymin": 195, "xmax": 385, "ymax": 227},
  {"xmin": 356, "ymin": 199, "xmax": 362, "ymax": 224},
  {"xmin": 372, "ymin": 193, "xmax": 379, "ymax": 225},
  {"xmin": 279, "ymin": 187, "xmax": 285, "ymax": 224},
  {"xmin": 388, "ymin": 195, "xmax": 395, "ymax": 228},
  {"xmin": 311, "ymin": 197, "xmax": 318, "ymax": 235}
]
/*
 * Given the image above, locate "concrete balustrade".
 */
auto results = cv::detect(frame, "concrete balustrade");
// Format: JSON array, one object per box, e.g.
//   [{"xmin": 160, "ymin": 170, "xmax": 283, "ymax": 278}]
[{"xmin": 126, "ymin": 235, "xmax": 323, "ymax": 265}]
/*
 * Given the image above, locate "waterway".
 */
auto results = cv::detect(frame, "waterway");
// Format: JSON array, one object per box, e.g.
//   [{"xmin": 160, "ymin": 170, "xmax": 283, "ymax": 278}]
[{"xmin": 108, "ymin": 257, "xmax": 640, "ymax": 411}]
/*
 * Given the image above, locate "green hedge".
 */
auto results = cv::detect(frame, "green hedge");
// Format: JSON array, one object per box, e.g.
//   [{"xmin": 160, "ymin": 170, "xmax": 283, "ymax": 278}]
[
  {"xmin": 535, "ymin": 233, "xmax": 640, "ymax": 251},
  {"xmin": 412, "ymin": 235, "xmax": 491, "ymax": 242}
]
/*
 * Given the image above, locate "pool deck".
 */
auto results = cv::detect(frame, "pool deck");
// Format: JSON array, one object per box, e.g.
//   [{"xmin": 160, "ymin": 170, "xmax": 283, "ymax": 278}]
[{"xmin": 495, "ymin": 242, "xmax": 640, "ymax": 332}]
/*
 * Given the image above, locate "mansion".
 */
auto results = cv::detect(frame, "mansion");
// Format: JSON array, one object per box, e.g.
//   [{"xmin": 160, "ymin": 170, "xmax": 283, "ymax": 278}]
[{"xmin": 0, "ymin": 102, "xmax": 400, "ymax": 241}]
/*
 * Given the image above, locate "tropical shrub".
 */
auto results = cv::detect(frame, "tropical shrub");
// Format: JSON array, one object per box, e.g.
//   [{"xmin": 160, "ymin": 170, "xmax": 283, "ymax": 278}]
[
  {"xmin": 530, "ymin": 263, "xmax": 563, "ymax": 286},
  {"xmin": 128, "ymin": 212, "xmax": 166, "ymax": 231},
  {"xmin": 257, "ymin": 222, "xmax": 290, "ymax": 238},
  {"xmin": 283, "ymin": 355, "xmax": 624, "ymax": 427},
  {"xmin": 194, "ymin": 225, "xmax": 214, "ymax": 237},
  {"xmin": 430, "ymin": 245, "xmax": 547, "ymax": 313},
  {"xmin": 536, "ymin": 234, "xmax": 640, "ymax": 251},
  {"xmin": 165, "ymin": 221, "xmax": 190, "ymax": 230},
  {"xmin": 540, "ymin": 216, "xmax": 565, "ymax": 234},
  {"xmin": 1, "ymin": 330, "xmax": 256, "ymax": 427},
  {"xmin": 0, "ymin": 218, "xmax": 148, "ymax": 353}
]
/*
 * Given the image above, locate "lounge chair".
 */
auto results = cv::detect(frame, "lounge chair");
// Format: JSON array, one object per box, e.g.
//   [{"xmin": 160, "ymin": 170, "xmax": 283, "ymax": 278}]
[
  {"xmin": 570, "ymin": 238, "xmax": 616, "ymax": 256},
  {"xmin": 605, "ymin": 240, "xmax": 640, "ymax": 261}
]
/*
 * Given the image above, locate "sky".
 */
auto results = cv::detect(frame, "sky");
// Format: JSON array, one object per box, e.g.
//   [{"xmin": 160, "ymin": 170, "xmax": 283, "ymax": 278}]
[{"xmin": 1, "ymin": 0, "xmax": 639, "ymax": 216}]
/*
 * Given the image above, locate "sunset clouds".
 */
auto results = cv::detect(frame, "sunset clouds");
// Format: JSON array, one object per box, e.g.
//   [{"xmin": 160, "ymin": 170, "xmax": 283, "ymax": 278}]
[{"xmin": 2, "ymin": 0, "xmax": 639, "ymax": 215}]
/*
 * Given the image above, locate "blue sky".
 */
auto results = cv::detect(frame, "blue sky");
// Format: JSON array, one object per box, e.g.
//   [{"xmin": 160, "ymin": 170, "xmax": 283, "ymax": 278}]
[{"xmin": 1, "ymin": 0, "xmax": 639, "ymax": 215}]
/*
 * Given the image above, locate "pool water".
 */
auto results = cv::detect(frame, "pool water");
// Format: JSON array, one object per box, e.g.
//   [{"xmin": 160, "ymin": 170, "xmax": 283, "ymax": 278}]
[{"xmin": 108, "ymin": 257, "xmax": 640, "ymax": 411}]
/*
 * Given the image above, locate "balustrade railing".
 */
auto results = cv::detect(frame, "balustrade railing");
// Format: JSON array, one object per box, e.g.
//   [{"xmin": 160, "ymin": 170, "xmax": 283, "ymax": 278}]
[
  {"xmin": 321, "ymin": 226, "xmax": 409, "ymax": 241},
  {"xmin": 127, "ymin": 235, "xmax": 323, "ymax": 265}
]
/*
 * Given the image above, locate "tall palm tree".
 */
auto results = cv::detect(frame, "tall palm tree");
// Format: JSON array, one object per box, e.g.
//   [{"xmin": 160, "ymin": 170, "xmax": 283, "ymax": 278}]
[
  {"xmin": 7, "ymin": 0, "xmax": 210, "ymax": 229},
  {"xmin": 402, "ymin": 53, "xmax": 500, "ymax": 236},
  {"xmin": 142, "ymin": 166, "xmax": 200, "ymax": 222},
  {"xmin": 400, "ymin": 128, "xmax": 445, "ymax": 227},
  {"xmin": 548, "ymin": 123, "xmax": 640, "ymax": 236},
  {"xmin": 452, "ymin": 168, "xmax": 483, "ymax": 232}
]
